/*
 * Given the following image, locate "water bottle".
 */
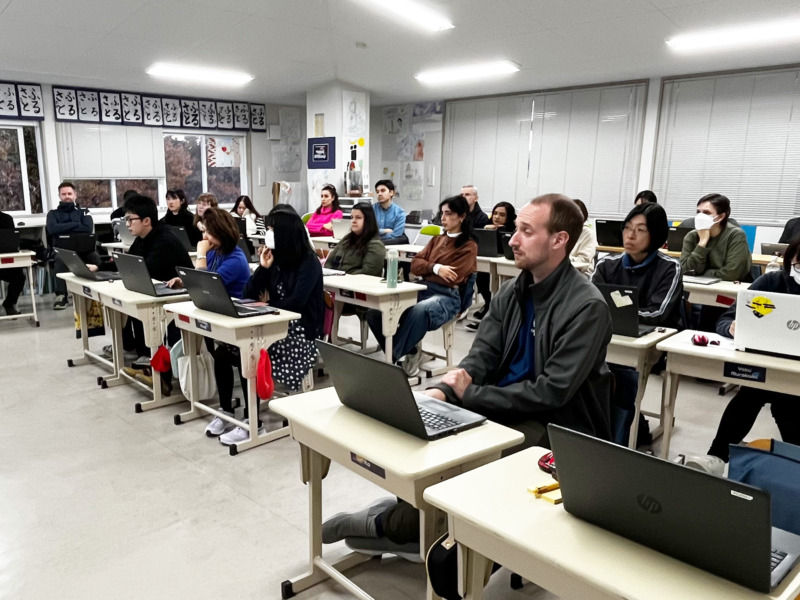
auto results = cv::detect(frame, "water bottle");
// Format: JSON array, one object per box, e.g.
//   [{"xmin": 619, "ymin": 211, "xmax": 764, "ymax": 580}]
[
  {"xmin": 387, "ymin": 248, "xmax": 398, "ymax": 288},
  {"xmin": 766, "ymin": 255, "xmax": 781, "ymax": 274}
]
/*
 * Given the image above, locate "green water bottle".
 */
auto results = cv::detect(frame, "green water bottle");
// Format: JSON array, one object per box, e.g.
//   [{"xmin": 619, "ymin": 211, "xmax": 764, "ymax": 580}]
[{"xmin": 387, "ymin": 248, "xmax": 398, "ymax": 288}]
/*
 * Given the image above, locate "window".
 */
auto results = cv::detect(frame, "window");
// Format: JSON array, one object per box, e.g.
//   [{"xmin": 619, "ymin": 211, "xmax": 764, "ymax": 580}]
[
  {"xmin": 0, "ymin": 124, "xmax": 44, "ymax": 213},
  {"xmin": 71, "ymin": 178, "xmax": 159, "ymax": 209},
  {"xmin": 163, "ymin": 133, "xmax": 246, "ymax": 204}
]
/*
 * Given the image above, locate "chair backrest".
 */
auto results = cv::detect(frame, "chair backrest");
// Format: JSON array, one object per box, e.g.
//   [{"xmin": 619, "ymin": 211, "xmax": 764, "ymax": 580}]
[
  {"xmin": 412, "ymin": 224, "xmax": 442, "ymax": 246},
  {"xmin": 302, "ymin": 212, "xmax": 312, "ymax": 224},
  {"xmin": 321, "ymin": 291, "xmax": 335, "ymax": 340}
]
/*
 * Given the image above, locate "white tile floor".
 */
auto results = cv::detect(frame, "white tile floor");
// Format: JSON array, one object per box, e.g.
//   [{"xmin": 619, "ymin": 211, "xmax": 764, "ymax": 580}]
[{"xmin": 0, "ymin": 294, "xmax": 783, "ymax": 600}]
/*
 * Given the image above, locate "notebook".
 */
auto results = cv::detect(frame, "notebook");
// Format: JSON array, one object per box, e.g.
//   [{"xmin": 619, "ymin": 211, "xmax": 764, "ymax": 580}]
[
  {"xmin": 595, "ymin": 219, "xmax": 624, "ymax": 247},
  {"xmin": 473, "ymin": 229, "xmax": 502, "ymax": 257},
  {"xmin": 548, "ymin": 424, "xmax": 800, "ymax": 593},
  {"xmin": 112, "ymin": 252, "xmax": 186, "ymax": 297},
  {"xmin": 594, "ymin": 283, "xmax": 656, "ymax": 338},
  {"xmin": 176, "ymin": 267, "xmax": 278, "ymax": 319},
  {"xmin": 0, "ymin": 230, "xmax": 21, "ymax": 253},
  {"xmin": 54, "ymin": 248, "xmax": 121, "ymax": 281},
  {"xmin": 734, "ymin": 289, "xmax": 800, "ymax": 360},
  {"xmin": 316, "ymin": 341, "xmax": 486, "ymax": 440}
]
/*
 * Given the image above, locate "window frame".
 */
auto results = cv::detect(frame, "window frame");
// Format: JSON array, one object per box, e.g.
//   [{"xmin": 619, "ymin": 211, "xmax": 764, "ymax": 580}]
[{"xmin": 0, "ymin": 120, "xmax": 47, "ymax": 214}]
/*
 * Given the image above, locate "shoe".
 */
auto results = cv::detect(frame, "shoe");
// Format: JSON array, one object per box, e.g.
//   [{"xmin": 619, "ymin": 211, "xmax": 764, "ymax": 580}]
[
  {"xmin": 219, "ymin": 419, "xmax": 264, "ymax": 446},
  {"xmin": 131, "ymin": 356, "xmax": 152, "ymax": 370},
  {"xmin": 474, "ymin": 307, "xmax": 486, "ymax": 320},
  {"xmin": 2, "ymin": 303, "xmax": 20, "ymax": 316},
  {"xmin": 401, "ymin": 349, "xmax": 423, "ymax": 378},
  {"xmin": 465, "ymin": 321, "xmax": 480, "ymax": 331},
  {"xmin": 636, "ymin": 414, "xmax": 653, "ymax": 449},
  {"xmin": 53, "ymin": 294, "xmax": 68, "ymax": 310},
  {"xmin": 205, "ymin": 413, "xmax": 235, "ymax": 437},
  {"xmin": 345, "ymin": 536, "xmax": 423, "ymax": 563},
  {"xmin": 456, "ymin": 310, "xmax": 468, "ymax": 322},
  {"xmin": 133, "ymin": 372, "xmax": 171, "ymax": 396},
  {"xmin": 685, "ymin": 454, "xmax": 725, "ymax": 476},
  {"xmin": 322, "ymin": 497, "xmax": 396, "ymax": 544},
  {"xmin": 101, "ymin": 345, "xmax": 138, "ymax": 361}
]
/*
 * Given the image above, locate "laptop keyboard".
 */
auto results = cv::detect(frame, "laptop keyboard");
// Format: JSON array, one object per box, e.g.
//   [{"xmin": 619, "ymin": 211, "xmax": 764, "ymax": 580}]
[
  {"xmin": 771, "ymin": 549, "xmax": 787, "ymax": 571},
  {"xmin": 418, "ymin": 407, "xmax": 460, "ymax": 431}
]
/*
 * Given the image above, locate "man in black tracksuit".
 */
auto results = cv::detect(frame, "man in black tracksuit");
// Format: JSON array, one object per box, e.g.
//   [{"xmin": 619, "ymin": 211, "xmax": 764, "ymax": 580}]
[
  {"xmin": 593, "ymin": 202, "xmax": 683, "ymax": 446},
  {"xmin": 0, "ymin": 210, "xmax": 25, "ymax": 315}
]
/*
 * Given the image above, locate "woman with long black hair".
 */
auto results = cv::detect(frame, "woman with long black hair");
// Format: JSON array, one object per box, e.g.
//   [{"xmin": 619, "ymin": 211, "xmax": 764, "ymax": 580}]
[{"xmin": 325, "ymin": 202, "xmax": 384, "ymax": 276}]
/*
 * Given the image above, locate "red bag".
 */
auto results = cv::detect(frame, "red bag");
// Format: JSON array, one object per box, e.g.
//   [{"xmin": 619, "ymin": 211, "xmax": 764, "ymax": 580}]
[
  {"xmin": 150, "ymin": 345, "xmax": 171, "ymax": 373},
  {"xmin": 257, "ymin": 348, "xmax": 274, "ymax": 399}
]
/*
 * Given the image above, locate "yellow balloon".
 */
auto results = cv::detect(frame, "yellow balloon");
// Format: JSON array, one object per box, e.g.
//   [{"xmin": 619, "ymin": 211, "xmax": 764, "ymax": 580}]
[{"xmin": 358, "ymin": 137, "xmax": 365, "ymax": 147}]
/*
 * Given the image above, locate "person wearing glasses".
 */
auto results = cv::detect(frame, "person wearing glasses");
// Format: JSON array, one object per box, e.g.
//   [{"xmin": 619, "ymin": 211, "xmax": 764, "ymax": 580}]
[
  {"xmin": 687, "ymin": 236, "xmax": 800, "ymax": 476},
  {"xmin": 593, "ymin": 202, "xmax": 683, "ymax": 447}
]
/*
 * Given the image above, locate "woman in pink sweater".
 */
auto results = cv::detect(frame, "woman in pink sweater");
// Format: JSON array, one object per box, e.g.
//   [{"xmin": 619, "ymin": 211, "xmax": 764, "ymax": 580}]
[{"xmin": 306, "ymin": 184, "xmax": 343, "ymax": 237}]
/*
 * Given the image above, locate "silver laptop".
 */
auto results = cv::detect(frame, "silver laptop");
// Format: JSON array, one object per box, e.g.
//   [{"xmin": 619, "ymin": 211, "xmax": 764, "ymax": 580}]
[
  {"xmin": 331, "ymin": 218, "xmax": 351, "ymax": 240},
  {"xmin": 761, "ymin": 242, "xmax": 789, "ymax": 257},
  {"xmin": 316, "ymin": 341, "xmax": 486, "ymax": 440},
  {"xmin": 112, "ymin": 252, "xmax": 186, "ymax": 297},
  {"xmin": 734, "ymin": 289, "xmax": 800, "ymax": 359},
  {"xmin": 116, "ymin": 221, "xmax": 136, "ymax": 246},
  {"xmin": 549, "ymin": 424, "xmax": 800, "ymax": 593}
]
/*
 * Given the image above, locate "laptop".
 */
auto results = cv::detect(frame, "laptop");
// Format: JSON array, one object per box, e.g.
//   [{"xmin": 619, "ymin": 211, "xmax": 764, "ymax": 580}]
[
  {"xmin": 594, "ymin": 283, "xmax": 656, "ymax": 337},
  {"xmin": 761, "ymin": 242, "xmax": 789, "ymax": 257},
  {"xmin": 112, "ymin": 252, "xmax": 186, "ymax": 297},
  {"xmin": 176, "ymin": 267, "xmax": 279, "ymax": 318},
  {"xmin": 331, "ymin": 218, "xmax": 352, "ymax": 240},
  {"xmin": 548, "ymin": 424, "xmax": 800, "ymax": 593},
  {"xmin": 667, "ymin": 226, "xmax": 692, "ymax": 252},
  {"xmin": 316, "ymin": 341, "xmax": 487, "ymax": 440},
  {"xmin": 52, "ymin": 233, "xmax": 96, "ymax": 254},
  {"xmin": 54, "ymin": 248, "xmax": 121, "ymax": 281},
  {"xmin": 117, "ymin": 222, "xmax": 136, "ymax": 246},
  {"xmin": 233, "ymin": 217, "xmax": 248, "ymax": 238},
  {"xmin": 500, "ymin": 232, "xmax": 515, "ymax": 260},
  {"xmin": 168, "ymin": 226, "xmax": 193, "ymax": 251},
  {"xmin": 473, "ymin": 229, "xmax": 501, "ymax": 257},
  {"xmin": 0, "ymin": 230, "xmax": 21, "ymax": 253},
  {"xmin": 595, "ymin": 219, "xmax": 624, "ymax": 247},
  {"xmin": 734, "ymin": 289, "xmax": 800, "ymax": 360},
  {"xmin": 683, "ymin": 275, "xmax": 721, "ymax": 285}
]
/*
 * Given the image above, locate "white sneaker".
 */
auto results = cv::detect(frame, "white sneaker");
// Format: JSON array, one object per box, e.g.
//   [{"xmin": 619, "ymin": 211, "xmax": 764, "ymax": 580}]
[
  {"xmin": 205, "ymin": 413, "xmax": 234, "ymax": 437},
  {"xmin": 402, "ymin": 350, "xmax": 423, "ymax": 377},
  {"xmin": 456, "ymin": 310, "xmax": 468, "ymax": 322},
  {"xmin": 101, "ymin": 345, "xmax": 137, "ymax": 361},
  {"xmin": 685, "ymin": 455, "xmax": 725, "ymax": 476},
  {"xmin": 219, "ymin": 419, "xmax": 264, "ymax": 446}
]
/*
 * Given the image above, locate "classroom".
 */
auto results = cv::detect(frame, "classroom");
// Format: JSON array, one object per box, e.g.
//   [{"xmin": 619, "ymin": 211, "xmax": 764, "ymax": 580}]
[{"xmin": 2, "ymin": 1, "xmax": 800, "ymax": 599}]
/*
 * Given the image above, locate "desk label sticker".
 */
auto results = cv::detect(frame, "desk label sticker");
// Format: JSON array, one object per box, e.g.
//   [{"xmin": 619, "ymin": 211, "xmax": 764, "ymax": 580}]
[
  {"xmin": 112, "ymin": 298, "xmax": 122, "ymax": 307},
  {"xmin": 195, "ymin": 319, "xmax": 212, "ymax": 332},
  {"xmin": 406, "ymin": 252, "xmax": 417, "ymax": 258},
  {"xmin": 328, "ymin": 242, "xmax": 337, "ymax": 249},
  {"xmin": 350, "ymin": 452, "xmax": 385, "ymax": 479},
  {"xmin": 723, "ymin": 362, "xmax": 766, "ymax": 383},
  {"xmin": 82, "ymin": 286, "xmax": 92, "ymax": 297},
  {"xmin": 339, "ymin": 289, "xmax": 355, "ymax": 299}
]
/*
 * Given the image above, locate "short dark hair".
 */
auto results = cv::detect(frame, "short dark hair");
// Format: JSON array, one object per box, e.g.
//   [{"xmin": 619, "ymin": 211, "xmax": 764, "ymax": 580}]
[
  {"xmin": 530, "ymin": 194, "xmax": 583, "ymax": 254},
  {"xmin": 122, "ymin": 189, "xmax": 138, "ymax": 202},
  {"xmin": 572, "ymin": 199, "xmax": 588, "ymax": 222},
  {"xmin": 623, "ymin": 202, "xmax": 669, "ymax": 253},
  {"xmin": 635, "ymin": 190, "xmax": 658, "ymax": 205},
  {"xmin": 123, "ymin": 194, "xmax": 158, "ymax": 225},
  {"xmin": 438, "ymin": 195, "xmax": 475, "ymax": 248},
  {"xmin": 374, "ymin": 179, "xmax": 395, "ymax": 192},
  {"xmin": 697, "ymin": 193, "xmax": 731, "ymax": 227},
  {"xmin": 58, "ymin": 181, "xmax": 76, "ymax": 192},
  {"xmin": 202, "ymin": 208, "xmax": 240, "ymax": 255},
  {"xmin": 783, "ymin": 236, "xmax": 800, "ymax": 278},
  {"xmin": 344, "ymin": 202, "xmax": 380, "ymax": 256},
  {"xmin": 317, "ymin": 184, "xmax": 340, "ymax": 214}
]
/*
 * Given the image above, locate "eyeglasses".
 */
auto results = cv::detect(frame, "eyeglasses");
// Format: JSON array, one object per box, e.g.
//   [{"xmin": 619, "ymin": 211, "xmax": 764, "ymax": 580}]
[
  {"xmin": 124, "ymin": 217, "xmax": 141, "ymax": 225},
  {"xmin": 792, "ymin": 263, "xmax": 800, "ymax": 274},
  {"xmin": 622, "ymin": 225, "xmax": 648, "ymax": 237}
]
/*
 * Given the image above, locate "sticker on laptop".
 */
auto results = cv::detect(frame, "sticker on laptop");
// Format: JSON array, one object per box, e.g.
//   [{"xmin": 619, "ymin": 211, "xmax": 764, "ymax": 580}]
[
  {"xmin": 746, "ymin": 295, "xmax": 775, "ymax": 318},
  {"xmin": 610, "ymin": 290, "xmax": 633, "ymax": 308}
]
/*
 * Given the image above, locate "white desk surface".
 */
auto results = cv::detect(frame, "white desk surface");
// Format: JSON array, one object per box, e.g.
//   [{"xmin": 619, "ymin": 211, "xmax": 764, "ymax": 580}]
[
  {"xmin": 311, "ymin": 236, "xmax": 340, "ymax": 250},
  {"xmin": 609, "ymin": 327, "xmax": 678, "ymax": 349},
  {"xmin": 683, "ymin": 279, "xmax": 750, "ymax": 296},
  {"xmin": 164, "ymin": 300, "xmax": 299, "ymax": 329},
  {"xmin": 270, "ymin": 388, "xmax": 524, "ymax": 481},
  {"xmin": 57, "ymin": 272, "xmax": 126, "ymax": 296},
  {"xmin": 323, "ymin": 273, "xmax": 425, "ymax": 296},
  {"xmin": 0, "ymin": 250, "xmax": 35, "ymax": 263},
  {"xmin": 424, "ymin": 447, "xmax": 800, "ymax": 600},
  {"xmin": 96, "ymin": 283, "xmax": 189, "ymax": 308}
]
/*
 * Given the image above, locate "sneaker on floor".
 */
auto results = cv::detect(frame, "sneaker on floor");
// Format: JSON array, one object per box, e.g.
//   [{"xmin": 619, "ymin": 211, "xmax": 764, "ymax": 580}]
[
  {"xmin": 401, "ymin": 349, "xmax": 423, "ymax": 378},
  {"xmin": 219, "ymin": 419, "xmax": 264, "ymax": 446},
  {"xmin": 322, "ymin": 497, "xmax": 397, "ymax": 544},
  {"xmin": 131, "ymin": 356, "xmax": 152, "ymax": 370},
  {"xmin": 2, "ymin": 303, "xmax": 20, "ymax": 316},
  {"xmin": 101, "ymin": 345, "xmax": 138, "ymax": 361},
  {"xmin": 456, "ymin": 310, "xmax": 468, "ymax": 322},
  {"xmin": 685, "ymin": 454, "xmax": 725, "ymax": 476},
  {"xmin": 474, "ymin": 307, "xmax": 487, "ymax": 320},
  {"xmin": 53, "ymin": 294, "xmax": 68, "ymax": 310},
  {"xmin": 465, "ymin": 321, "xmax": 480, "ymax": 331},
  {"xmin": 345, "ymin": 536, "xmax": 423, "ymax": 563},
  {"xmin": 205, "ymin": 413, "xmax": 235, "ymax": 437}
]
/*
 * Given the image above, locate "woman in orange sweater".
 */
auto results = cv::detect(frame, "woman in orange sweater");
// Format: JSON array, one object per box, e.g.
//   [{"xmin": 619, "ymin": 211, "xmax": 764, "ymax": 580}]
[{"xmin": 367, "ymin": 195, "xmax": 478, "ymax": 376}]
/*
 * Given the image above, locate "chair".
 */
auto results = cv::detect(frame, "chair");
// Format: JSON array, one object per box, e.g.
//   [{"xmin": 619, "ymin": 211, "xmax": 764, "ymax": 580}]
[
  {"xmin": 420, "ymin": 274, "xmax": 474, "ymax": 377},
  {"xmin": 302, "ymin": 213, "xmax": 312, "ymax": 224},
  {"xmin": 412, "ymin": 224, "xmax": 442, "ymax": 246}
]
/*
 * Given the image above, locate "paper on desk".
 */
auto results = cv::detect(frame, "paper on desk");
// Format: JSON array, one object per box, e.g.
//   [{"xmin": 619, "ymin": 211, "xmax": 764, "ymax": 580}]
[{"xmin": 610, "ymin": 290, "xmax": 633, "ymax": 308}]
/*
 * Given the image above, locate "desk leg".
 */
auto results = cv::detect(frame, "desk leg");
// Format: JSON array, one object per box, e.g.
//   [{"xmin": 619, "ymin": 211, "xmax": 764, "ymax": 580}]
[
  {"xmin": 458, "ymin": 544, "xmax": 491, "ymax": 600},
  {"xmin": 98, "ymin": 310, "xmax": 132, "ymax": 389},
  {"xmin": 420, "ymin": 504, "xmax": 445, "ymax": 600},
  {"xmin": 175, "ymin": 331, "xmax": 203, "ymax": 425},
  {"xmin": 229, "ymin": 376, "xmax": 289, "ymax": 456},
  {"xmin": 659, "ymin": 369, "xmax": 681, "ymax": 459},
  {"xmin": 26, "ymin": 264, "xmax": 39, "ymax": 326},
  {"xmin": 489, "ymin": 262, "xmax": 499, "ymax": 295},
  {"xmin": 384, "ymin": 334, "xmax": 394, "ymax": 364},
  {"xmin": 628, "ymin": 350, "xmax": 657, "ymax": 450}
]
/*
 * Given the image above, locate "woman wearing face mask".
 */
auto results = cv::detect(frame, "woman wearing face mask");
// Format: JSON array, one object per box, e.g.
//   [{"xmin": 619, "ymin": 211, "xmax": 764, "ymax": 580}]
[
  {"xmin": 686, "ymin": 236, "xmax": 800, "ymax": 475},
  {"xmin": 306, "ymin": 184, "xmax": 343, "ymax": 237},
  {"xmin": 324, "ymin": 202, "xmax": 384, "ymax": 276},
  {"xmin": 160, "ymin": 188, "xmax": 201, "ymax": 244}
]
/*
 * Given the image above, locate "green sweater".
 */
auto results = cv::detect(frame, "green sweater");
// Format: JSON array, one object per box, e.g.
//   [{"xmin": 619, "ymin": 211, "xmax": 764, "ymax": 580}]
[
  {"xmin": 325, "ymin": 235, "xmax": 385, "ymax": 276},
  {"xmin": 680, "ymin": 224, "xmax": 751, "ymax": 281}
]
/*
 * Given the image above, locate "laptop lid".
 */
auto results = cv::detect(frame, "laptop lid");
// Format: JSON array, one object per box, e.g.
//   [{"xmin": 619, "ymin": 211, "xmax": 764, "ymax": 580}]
[
  {"xmin": 331, "ymin": 219, "xmax": 352, "ymax": 240},
  {"xmin": 500, "ymin": 232, "xmax": 514, "ymax": 260},
  {"xmin": 595, "ymin": 220, "xmax": 624, "ymax": 247},
  {"xmin": 473, "ymin": 229, "xmax": 501, "ymax": 257},
  {"xmin": 594, "ymin": 283, "xmax": 650, "ymax": 337},
  {"xmin": 54, "ymin": 247, "xmax": 100, "ymax": 280},
  {"xmin": 233, "ymin": 217, "xmax": 248, "ymax": 237},
  {"xmin": 315, "ymin": 341, "xmax": 486, "ymax": 440},
  {"xmin": 117, "ymin": 222, "xmax": 136, "ymax": 246},
  {"xmin": 0, "ymin": 230, "xmax": 21, "ymax": 253},
  {"xmin": 168, "ymin": 226, "xmax": 192, "ymax": 251},
  {"xmin": 734, "ymin": 289, "xmax": 800, "ymax": 359},
  {"xmin": 53, "ymin": 233, "xmax": 96, "ymax": 254},
  {"xmin": 548, "ymin": 424, "xmax": 800, "ymax": 593},
  {"xmin": 176, "ymin": 267, "xmax": 277, "ymax": 318},
  {"xmin": 113, "ymin": 252, "xmax": 184, "ymax": 296},
  {"xmin": 667, "ymin": 226, "xmax": 692, "ymax": 252},
  {"xmin": 761, "ymin": 242, "xmax": 789, "ymax": 257}
]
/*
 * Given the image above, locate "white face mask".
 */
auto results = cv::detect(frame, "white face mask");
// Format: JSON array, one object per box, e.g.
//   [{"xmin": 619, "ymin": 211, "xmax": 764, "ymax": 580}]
[
  {"xmin": 264, "ymin": 229, "xmax": 275, "ymax": 250},
  {"xmin": 694, "ymin": 213, "xmax": 719, "ymax": 231},
  {"xmin": 791, "ymin": 270, "xmax": 800, "ymax": 286}
]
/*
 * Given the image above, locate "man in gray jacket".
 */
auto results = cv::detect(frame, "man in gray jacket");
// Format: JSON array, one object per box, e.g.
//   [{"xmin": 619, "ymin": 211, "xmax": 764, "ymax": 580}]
[{"xmin": 321, "ymin": 194, "xmax": 613, "ymax": 559}]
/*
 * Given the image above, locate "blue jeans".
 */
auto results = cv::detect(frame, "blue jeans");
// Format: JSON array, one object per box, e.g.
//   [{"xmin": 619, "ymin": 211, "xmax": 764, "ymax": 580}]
[
  {"xmin": 610, "ymin": 364, "xmax": 639, "ymax": 446},
  {"xmin": 367, "ymin": 282, "xmax": 460, "ymax": 362}
]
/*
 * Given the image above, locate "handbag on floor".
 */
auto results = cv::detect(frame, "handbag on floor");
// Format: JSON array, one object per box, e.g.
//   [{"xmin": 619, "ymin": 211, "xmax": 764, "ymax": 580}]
[
  {"xmin": 74, "ymin": 300, "xmax": 105, "ymax": 338},
  {"xmin": 171, "ymin": 339, "xmax": 217, "ymax": 400}
]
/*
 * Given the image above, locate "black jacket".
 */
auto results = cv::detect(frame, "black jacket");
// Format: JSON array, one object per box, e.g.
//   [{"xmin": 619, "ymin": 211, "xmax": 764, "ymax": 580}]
[
  {"xmin": 593, "ymin": 251, "xmax": 684, "ymax": 329},
  {"xmin": 128, "ymin": 225, "xmax": 193, "ymax": 282},
  {"xmin": 432, "ymin": 203, "xmax": 490, "ymax": 229},
  {"xmin": 432, "ymin": 257, "xmax": 613, "ymax": 441},
  {"xmin": 46, "ymin": 202, "xmax": 93, "ymax": 241},
  {"xmin": 0, "ymin": 211, "xmax": 13, "ymax": 230},
  {"xmin": 245, "ymin": 255, "xmax": 323, "ymax": 340},
  {"xmin": 717, "ymin": 270, "xmax": 800, "ymax": 338},
  {"xmin": 161, "ymin": 210, "xmax": 202, "ymax": 245}
]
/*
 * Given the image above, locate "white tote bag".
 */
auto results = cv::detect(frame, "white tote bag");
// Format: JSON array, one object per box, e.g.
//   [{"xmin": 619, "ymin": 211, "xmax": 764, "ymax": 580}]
[{"xmin": 171, "ymin": 339, "xmax": 217, "ymax": 400}]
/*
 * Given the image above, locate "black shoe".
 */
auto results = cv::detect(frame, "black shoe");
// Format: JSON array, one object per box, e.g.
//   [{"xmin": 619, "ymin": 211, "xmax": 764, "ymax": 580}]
[
  {"xmin": 2, "ymin": 303, "xmax": 20, "ymax": 316},
  {"xmin": 53, "ymin": 294, "xmax": 68, "ymax": 310},
  {"xmin": 474, "ymin": 308, "xmax": 487, "ymax": 320},
  {"xmin": 465, "ymin": 321, "xmax": 480, "ymax": 331},
  {"xmin": 636, "ymin": 414, "xmax": 653, "ymax": 448}
]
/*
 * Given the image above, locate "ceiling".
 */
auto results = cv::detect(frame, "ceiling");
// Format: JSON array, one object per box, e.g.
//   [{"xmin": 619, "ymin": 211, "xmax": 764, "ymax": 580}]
[{"xmin": 1, "ymin": 0, "xmax": 799, "ymax": 107}]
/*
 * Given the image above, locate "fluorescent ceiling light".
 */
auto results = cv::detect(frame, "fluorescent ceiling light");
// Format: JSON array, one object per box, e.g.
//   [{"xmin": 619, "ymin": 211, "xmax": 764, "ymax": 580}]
[
  {"xmin": 666, "ymin": 19, "xmax": 800, "ymax": 52},
  {"xmin": 146, "ymin": 62, "xmax": 254, "ymax": 87},
  {"xmin": 369, "ymin": 0, "xmax": 453, "ymax": 32},
  {"xmin": 415, "ymin": 61, "xmax": 520, "ymax": 85}
]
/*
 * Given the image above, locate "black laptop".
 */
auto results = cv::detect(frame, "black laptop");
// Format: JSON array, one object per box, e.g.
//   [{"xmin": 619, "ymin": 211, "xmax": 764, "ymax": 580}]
[
  {"xmin": 233, "ymin": 217, "xmax": 248, "ymax": 237},
  {"xmin": 667, "ymin": 226, "xmax": 692, "ymax": 252},
  {"xmin": 500, "ymin": 232, "xmax": 515, "ymax": 260},
  {"xmin": 548, "ymin": 424, "xmax": 800, "ymax": 593},
  {"xmin": 112, "ymin": 252, "xmax": 186, "ymax": 297},
  {"xmin": 316, "ymin": 341, "xmax": 487, "ymax": 440},
  {"xmin": 176, "ymin": 267, "xmax": 278, "ymax": 318},
  {"xmin": 168, "ymin": 226, "xmax": 193, "ymax": 251},
  {"xmin": 595, "ymin": 219, "xmax": 624, "ymax": 247},
  {"xmin": 473, "ymin": 229, "xmax": 502, "ymax": 258},
  {"xmin": 0, "ymin": 230, "xmax": 21, "ymax": 253},
  {"xmin": 55, "ymin": 248, "xmax": 121, "ymax": 281},
  {"xmin": 594, "ymin": 283, "xmax": 655, "ymax": 337},
  {"xmin": 52, "ymin": 233, "xmax": 96, "ymax": 254}
]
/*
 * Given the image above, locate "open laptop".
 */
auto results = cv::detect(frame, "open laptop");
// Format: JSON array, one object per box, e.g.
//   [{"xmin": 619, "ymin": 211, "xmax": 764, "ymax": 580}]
[
  {"xmin": 734, "ymin": 289, "xmax": 800, "ymax": 360},
  {"xmin": 52, "ymin": 233, "xmax": 96, "ymax": 254},
  {"xmin": 667, "ymin": 226, "xmax": 692, "ymax": 252},
  {"xmin": 500, "ymin": 232, "xmax": 515, "ymax": 260},
  {"xmin": 761, "ymin": 242, "xmax": 789, "ymax": 257},
  {"xmin": 594, "ymin": 283, "xmax": 656, "ymax": 337},
  {"xmin": 176, "ymin": 267, "xmax": 278, "ymax": 318},
  {"xmin": 595, "ymin": 219, "xmax": 624, "ymax": 247},
  {"xmin": 331, "ymin": 218, "xmax": 352, "ymax": 240},
  {"xmin": 683, "ymin": 275, "xmax": 721, "ymax": 285},
  {"xmin": 0, "ymin": 230, "xmax": 21, "ymax": 253},
  {"xmin": 316, "ymin": 341, "xmax": 486, "ymax": 440},
  {"xmin": 168, "ymin": 226, "xmax": 193, "ymax": 251},
  {"xmin": 112, "ymin": 252, "xmax": 186, "ymax": 297},
  {"xmin": 54, "ymin": 248, "xmax": 121, "ymax": 281},
  {"xmin": 233, "ymin": 217, "xmax": 248, "ymax": 238},
  {"xmin": 117, "ymin": 222, "xmax": 136, "ymax": 246},
  {"xmin": 473, "ymin": 229, "xmax": 501, "ymax": 257},
  {"xmin": 549, "ymin": 424, "xmax": 800, "ymax": 593}
]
